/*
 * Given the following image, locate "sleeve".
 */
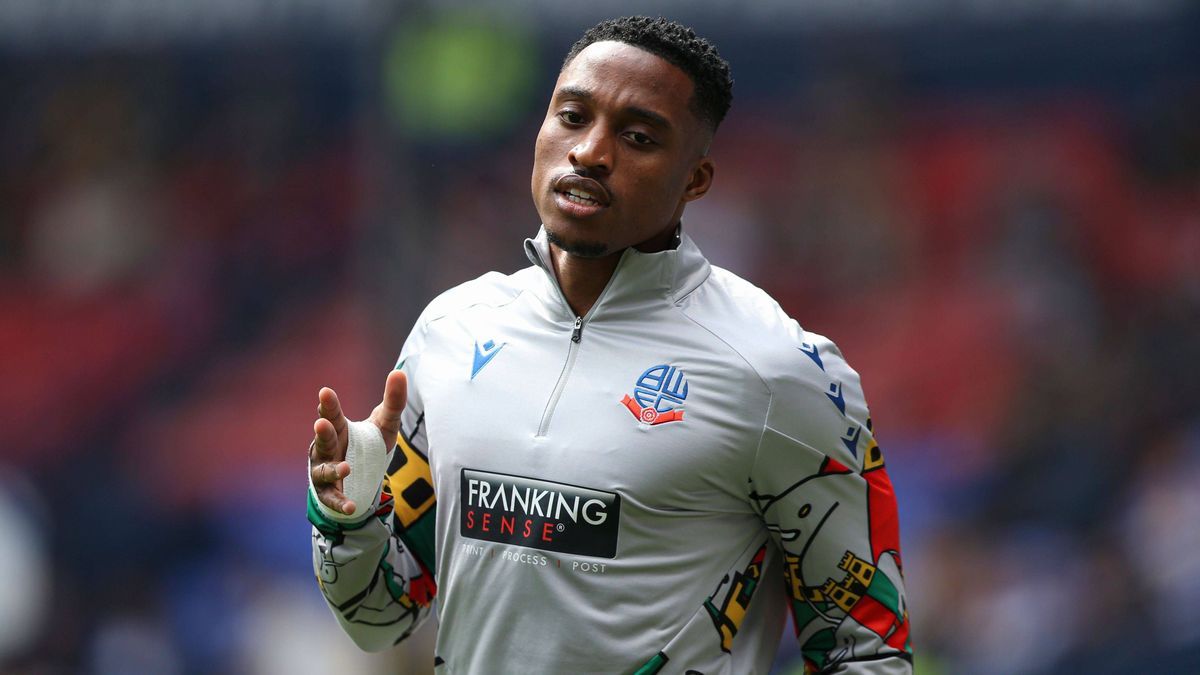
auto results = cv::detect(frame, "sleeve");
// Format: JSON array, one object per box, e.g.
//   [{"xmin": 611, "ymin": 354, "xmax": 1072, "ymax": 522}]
[
  {"xmin": 307, "ymin": 321, "xmax": 438, "ymax": 651},
  {"xmin": 749, "ymin": 333, "xmax": 912, "ymax": 674}
]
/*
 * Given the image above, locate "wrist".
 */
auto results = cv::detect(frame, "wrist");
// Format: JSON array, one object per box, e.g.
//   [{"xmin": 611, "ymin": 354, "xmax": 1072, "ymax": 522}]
[{"xmin": 307, "ymin": 420, "xmax": 391, "ymax": 525}]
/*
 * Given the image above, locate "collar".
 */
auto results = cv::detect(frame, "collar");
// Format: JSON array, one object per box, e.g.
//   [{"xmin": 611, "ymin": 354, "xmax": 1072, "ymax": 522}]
[{"xmin": 523, "ymin": 225, "xmax": 711, "ymax": 319}]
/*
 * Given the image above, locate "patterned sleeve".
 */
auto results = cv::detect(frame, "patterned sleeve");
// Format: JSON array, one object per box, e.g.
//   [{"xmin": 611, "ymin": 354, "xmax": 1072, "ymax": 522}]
[
  {"xmin": 308, "ymin": 324, "xmax": 439, "ymax": 651},
  {"xmin": 749, "ymin": 333, "xmax": 912, "ymax": 673}
]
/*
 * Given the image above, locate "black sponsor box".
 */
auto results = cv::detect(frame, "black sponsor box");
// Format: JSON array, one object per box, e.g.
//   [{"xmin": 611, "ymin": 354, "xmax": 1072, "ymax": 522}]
[{"xmin": 460, "ymin": 468, "xmax": 620, "ymax": 559}]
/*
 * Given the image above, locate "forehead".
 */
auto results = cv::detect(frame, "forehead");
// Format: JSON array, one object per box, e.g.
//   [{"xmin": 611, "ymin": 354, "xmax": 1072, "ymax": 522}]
[{"xmin": 555, "ymin": 41, "xmax": 695, "ymax": 116}]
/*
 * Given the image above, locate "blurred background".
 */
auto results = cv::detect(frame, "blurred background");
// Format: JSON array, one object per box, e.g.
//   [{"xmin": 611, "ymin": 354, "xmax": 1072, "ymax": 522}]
[{"xmin": 1, "ymin": 1, "xmax": 1198, "ymax": 673}]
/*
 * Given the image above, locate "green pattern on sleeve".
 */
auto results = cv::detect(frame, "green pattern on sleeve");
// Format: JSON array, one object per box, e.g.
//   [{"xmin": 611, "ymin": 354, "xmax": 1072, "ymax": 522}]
[
  {"xmin": 307, "ymin": 488, "xmax": 373, "ymax": 536},
  {"xmin": 633, "ymin": 652, "xmax": 668, "ymax": 675}
]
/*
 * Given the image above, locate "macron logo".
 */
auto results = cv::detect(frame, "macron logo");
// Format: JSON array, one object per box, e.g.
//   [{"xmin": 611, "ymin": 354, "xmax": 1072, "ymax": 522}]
[{"xmin": 471, "ymin": 339, "xmax": 506, "ymax": 380}]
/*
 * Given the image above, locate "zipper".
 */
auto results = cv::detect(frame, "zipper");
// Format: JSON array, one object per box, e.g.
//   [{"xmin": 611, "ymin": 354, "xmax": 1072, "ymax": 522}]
[
  {"xmin": 537, "ymin": 314, "xmax": 583, "ymax": 437},
  {"xmin": 533, "ymin": 241, "xmax": 625, "ymax": 437}
]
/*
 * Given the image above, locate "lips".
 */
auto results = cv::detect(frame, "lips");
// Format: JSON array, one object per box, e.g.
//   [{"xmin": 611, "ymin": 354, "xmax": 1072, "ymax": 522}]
[{"xmin": 552, "ymin": 173, "xmax": 612, "ymax": 208}]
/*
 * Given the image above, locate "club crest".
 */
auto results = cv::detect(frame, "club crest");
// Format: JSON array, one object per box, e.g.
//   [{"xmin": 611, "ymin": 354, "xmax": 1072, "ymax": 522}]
[{"xmin": 620, "ymin": 364, "xmax": 688, "ymax": 426}]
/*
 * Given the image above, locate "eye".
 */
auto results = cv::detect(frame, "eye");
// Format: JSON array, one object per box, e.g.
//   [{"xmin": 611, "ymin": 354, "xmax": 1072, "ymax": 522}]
[
  {"xmin": 557, "ymin": 110, "xmax": 584, "ymax": 125},
  {"xmin": 625, "ymin": 131, "xmax": 655, "ymax": 146}
]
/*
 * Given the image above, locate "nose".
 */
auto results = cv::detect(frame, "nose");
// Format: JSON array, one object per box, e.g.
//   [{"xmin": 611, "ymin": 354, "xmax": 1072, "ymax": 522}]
[{"xmin": 568, "ymin": 126, "xmax": 613, "ymax": 174}]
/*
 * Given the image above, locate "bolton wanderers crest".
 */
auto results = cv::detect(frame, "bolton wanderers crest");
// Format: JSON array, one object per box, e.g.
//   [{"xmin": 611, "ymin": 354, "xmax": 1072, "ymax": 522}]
[{"xmin": 620, "ymin": 364, "xmax": 688, "ymax": 426}]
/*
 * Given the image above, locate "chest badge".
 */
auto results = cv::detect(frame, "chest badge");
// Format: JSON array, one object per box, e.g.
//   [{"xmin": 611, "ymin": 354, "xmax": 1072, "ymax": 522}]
[
  {"xmin": 620, "ymin": 364, "xmax": 688, "ymax": 425},
  {"xmin": 471, "ymin": 339, "xmax": 506, "ymax": 380}
]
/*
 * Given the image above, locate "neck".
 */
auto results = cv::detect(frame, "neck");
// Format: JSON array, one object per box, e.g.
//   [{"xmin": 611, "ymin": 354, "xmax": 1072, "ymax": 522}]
[
  {"xmin": 547, "ymin": 224, "xmax": 679, "ymax": 317},
  {"xmin": 549, "ymin": 220, "xmax": 681, "ymax": 314},
  {"xmin": 548, "ymin": 247, "xmax": 621, "ymax": 318}
]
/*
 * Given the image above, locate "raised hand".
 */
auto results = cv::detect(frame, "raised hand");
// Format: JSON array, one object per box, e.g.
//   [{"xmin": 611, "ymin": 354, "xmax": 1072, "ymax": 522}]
[{"xmin": 309, "ymin": 369, "xmax": 408, "ymax": 516}]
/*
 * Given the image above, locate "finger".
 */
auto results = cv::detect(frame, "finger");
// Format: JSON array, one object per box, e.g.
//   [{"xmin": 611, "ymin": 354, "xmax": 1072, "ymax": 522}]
[
  {"xmin": 317, "ymin": 387, "xmax": 348, "ymax": 436},
  {"xmin": 317, "ymin": 486, "xmax": 357, "ymax": 516},
  {"xmin": 311, "ymin": 417, "xmax": 341, "ymax": 462},
  {"xmin": 312, "ymin": 459, "xmax": 355, "ymax": 515},
  {"xmin": 371, "ymin": 370, "xmax": 408, "ymax": 438},
  {"xmin": 310, "ymin": 459, "xmax": 350, "ymax": 486}
]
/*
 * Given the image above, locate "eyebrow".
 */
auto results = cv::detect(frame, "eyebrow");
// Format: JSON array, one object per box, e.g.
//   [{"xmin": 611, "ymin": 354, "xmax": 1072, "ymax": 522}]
[{"xmin": 554, "ymin": 85, "xmax": 673, "ymax": 130}]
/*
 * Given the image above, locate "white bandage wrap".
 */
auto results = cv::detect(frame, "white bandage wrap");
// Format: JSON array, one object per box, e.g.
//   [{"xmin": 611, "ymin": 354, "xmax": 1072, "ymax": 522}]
[{"xmin": 309, "ymin": 420, "xmax": 392, "ymax": 524}]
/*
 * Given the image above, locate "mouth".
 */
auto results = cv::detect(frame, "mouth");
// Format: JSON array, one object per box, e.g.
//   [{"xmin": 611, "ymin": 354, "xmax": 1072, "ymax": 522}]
[
  {"xmin": 562, "ymin": 188, "xmax": 601, "ymax": 207},
  {"xmin": 552, "ymin": 173, "xmax": 611, "ymax": 216}
]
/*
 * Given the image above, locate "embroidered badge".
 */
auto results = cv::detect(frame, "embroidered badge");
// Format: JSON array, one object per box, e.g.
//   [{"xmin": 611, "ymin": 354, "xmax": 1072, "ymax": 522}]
[
  {"xmin": 471, "ymin": 339, "xmax": 506, "ymax": 380},
  {"xmin": 620, "ymin": 364, "xmax": 688, "ymax": 425}
]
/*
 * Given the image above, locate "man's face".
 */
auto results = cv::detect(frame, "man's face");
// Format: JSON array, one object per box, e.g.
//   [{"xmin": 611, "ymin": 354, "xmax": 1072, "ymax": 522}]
[{"xmin": 531, "ymin": 41, "xmax": 714, "ymax": 258}]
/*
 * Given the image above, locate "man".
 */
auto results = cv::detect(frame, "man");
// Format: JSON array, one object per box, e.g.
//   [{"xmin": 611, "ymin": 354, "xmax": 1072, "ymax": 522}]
[{"xmin": 308, "ymin": 16, "xmax": 911, "ymax": 674}]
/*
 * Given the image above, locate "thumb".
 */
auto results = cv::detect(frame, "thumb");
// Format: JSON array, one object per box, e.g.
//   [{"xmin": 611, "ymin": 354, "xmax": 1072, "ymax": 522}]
[{"xmin": 372, "ymin": 369, "xmax": 408, "ymax": 440}]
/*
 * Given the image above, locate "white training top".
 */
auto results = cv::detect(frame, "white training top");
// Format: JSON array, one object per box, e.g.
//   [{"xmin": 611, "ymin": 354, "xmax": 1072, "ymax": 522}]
[{"xmin": 309, "ymin": 228, "xmax": 912, "ymax": 674}]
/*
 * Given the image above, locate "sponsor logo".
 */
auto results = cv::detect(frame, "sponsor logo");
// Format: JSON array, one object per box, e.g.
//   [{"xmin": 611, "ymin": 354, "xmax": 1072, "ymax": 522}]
[
  {"xmin": 460, "ymin": 469, "xmax": 620, "ymax": 559},
  {"xmin": 471, "ymin": 339, "xmax": 506, "ymax": 380},
  {"xmin": 620, "ymin": 363, "xmax": 688, "ymax": 425}
]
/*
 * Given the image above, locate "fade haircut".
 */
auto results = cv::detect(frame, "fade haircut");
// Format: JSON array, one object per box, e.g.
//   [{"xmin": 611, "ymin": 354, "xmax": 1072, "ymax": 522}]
[{"xmin": 562, "ymin": 16, "xmax": 733, "ymax": 133}]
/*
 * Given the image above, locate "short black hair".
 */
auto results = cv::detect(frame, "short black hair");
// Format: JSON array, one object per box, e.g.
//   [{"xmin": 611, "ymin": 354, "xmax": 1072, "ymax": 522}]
[{"xmin": 562, "ymin": 16, "xmax": 733, "ymax": 132}]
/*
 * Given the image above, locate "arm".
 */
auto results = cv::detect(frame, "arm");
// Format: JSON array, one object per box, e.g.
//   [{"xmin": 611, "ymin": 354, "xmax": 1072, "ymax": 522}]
[
  {"xmin": 750, "ymin": 336, "xmax": 912, "ymax": 674},
  {"xmin": 308, "ymin": 366, "xmax": 437, "ymax": 651}
]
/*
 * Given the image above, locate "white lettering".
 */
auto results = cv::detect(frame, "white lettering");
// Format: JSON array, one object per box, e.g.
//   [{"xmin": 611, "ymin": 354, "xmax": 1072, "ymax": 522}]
[
  {"xmin": 467, "ymin": 479, "xmax": 481, "ymax": 507},
  {"xmin": 500, "ymin": 549, "xmax": 548, "ymax": 566},
  {"xmin": 511, "ymin": 485, "xmax": 530, "ymax": 513},
  {"xmin": 466, "ymin": 476, "xmax": 612, "ymax": 529},
  {"xmin": 555, "ymin": 493, "xmax": 579, "ymax": 522},
  {"xmin": 582, "ymin": 498, "xmax": 607, "ymax": 525},
  {"xmin": 530, "ymin": 488, "xmax": 549, "ymax": 517}
]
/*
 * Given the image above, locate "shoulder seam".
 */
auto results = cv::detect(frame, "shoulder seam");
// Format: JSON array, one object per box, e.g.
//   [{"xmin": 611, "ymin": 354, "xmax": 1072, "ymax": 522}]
[
  {"xmin": 675, "ymin": 294, "xmax": 774, "ymax": 485},
  {"xmin": 748, "ymin": 391, "xmax": 775, "ymax": 509},
  {"xmin": 759, "ymin": 422, "xmax": 867, "ymax": 475},
  {"xmin": 675, "ymin": 296, "xmax": 771, "ymax": 396},
  {"xmin": 420, "ymin": 278, "xmax": 530, "ymax": 329},
  {"xmin": 426, "ymin": 288, "xmax": 527, "ymax": 326}
]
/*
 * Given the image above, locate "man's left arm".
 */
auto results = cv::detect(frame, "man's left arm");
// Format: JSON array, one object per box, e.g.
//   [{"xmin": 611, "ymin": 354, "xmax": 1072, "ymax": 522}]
[{"xmin": 749, "ymin": 335, "xmax": 912, "ymax": 673}]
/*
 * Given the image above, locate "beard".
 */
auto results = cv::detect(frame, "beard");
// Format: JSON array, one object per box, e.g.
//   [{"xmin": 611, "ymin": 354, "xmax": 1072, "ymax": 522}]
[{"xmin": 545, "ymin": 227, "xmax": 610, "ymax": 258}]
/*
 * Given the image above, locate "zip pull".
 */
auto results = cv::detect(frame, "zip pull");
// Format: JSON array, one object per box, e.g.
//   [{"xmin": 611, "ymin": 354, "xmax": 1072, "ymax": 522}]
[{"xmin": 571, "ymin": 316, "xmax": 584, "ymax": 343}]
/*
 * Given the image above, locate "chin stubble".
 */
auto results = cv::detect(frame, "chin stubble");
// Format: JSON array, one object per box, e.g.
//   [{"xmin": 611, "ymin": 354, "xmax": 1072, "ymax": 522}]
[{"xmin": 545, "ymin": 228, "xmax": 609, "ymax": 258}]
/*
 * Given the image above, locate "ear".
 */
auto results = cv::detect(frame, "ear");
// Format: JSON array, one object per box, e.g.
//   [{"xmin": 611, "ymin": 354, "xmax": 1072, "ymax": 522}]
[{"xmin": 681, "ymin": 156, "xmax": 715, "ymax": 203}]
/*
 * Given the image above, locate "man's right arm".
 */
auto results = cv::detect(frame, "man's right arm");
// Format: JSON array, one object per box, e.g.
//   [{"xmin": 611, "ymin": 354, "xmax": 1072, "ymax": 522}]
[
  {"xmin": 308, "ymin": 367, "xmax": 438, "ymax": 651},
  {"xmin": 308, "ymin": 474, "xmax": 436, "ymax": 650}
]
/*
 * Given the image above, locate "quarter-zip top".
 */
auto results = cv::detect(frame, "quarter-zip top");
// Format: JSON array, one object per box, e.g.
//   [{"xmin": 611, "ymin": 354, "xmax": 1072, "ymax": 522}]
[
  {"xmin": 313, "ymin": 224, "xmax": 912, "ymax": 675},
  {"xmin": 524, "ymin": 232, "xmax": 655, "ymax": 438}
]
